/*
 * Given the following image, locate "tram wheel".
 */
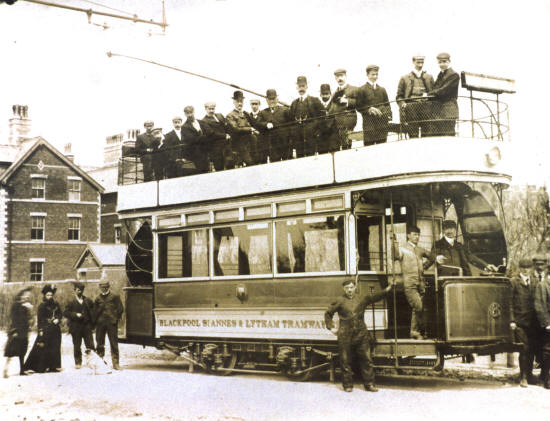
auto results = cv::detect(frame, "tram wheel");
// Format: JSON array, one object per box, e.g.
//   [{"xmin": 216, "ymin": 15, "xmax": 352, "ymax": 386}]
[
  {"xmin": 217, "ymin": 351, "xmax": 238, "ymax": 376},
  {"xmin": 286, "ymin": 353, "xmax": 319, "ymax": 382}
]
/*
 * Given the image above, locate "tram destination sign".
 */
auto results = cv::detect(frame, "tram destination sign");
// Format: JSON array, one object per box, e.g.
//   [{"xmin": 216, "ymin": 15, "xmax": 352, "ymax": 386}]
[{"xmin": 155, "ymin": 309, "xmax": 387, "ymax": 341}]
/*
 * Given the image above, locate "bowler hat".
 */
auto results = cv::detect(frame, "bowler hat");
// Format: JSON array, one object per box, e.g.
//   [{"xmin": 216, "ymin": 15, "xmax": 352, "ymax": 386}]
[
  {"xmin": 232, "ymin": 90, "xmax": 244, "ymax": 101},
  {"xmin": 266, "ymin": 89, "xmax": 277, "ymax": 99},
  {"xmin": 320, "ymin": 84, "xmax": 331, "ymax": 94},
  {"xmin": 442, "ymin": 220, "xmax": 457, "ymax": 230},
  {"xmin": 296, "ymin": 75, "xmax": 307, "ymax": 85},
  {"xmin": 41, "ymin": 284, "xmax": 57, "ymax": 295},
  {"xmin": 437, "ymin": 52, "xmax": 451, "ymax": 60},
  {"xmin": 366, "ymin": 64, "xmax": 379, "ymax": 73}
]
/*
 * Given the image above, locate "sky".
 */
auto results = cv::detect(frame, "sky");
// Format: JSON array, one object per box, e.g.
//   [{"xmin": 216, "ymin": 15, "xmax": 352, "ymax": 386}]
[{"xmin": 0, "ymin": 0, "xmax": 549, "ymax": 184}]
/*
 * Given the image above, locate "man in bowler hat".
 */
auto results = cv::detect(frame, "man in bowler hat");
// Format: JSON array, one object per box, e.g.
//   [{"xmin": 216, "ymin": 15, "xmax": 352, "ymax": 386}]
[
  {"xmin": 325, "ymin": 278, "xmax": 394, "ymax": 392},
  {"xmin": 256, "ymin": 89, "xmax": 290, "ymax": 162},
  {"xmin": 94, "ymin": 281, "xmax": 124, "ymax": 370},
  {"xmin": 226, "ymin": 90, "xmax": 258, "ymax": 166},
  {"xmin": 64, "ymin": 282, "xmax": 95, "ymax": 369}
]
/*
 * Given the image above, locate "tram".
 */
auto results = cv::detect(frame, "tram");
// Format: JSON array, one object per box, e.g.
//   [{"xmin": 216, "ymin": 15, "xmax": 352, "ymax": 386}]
[{"xmin": 116, "ymin": 72, "xmax": 519, "ymax": 379}]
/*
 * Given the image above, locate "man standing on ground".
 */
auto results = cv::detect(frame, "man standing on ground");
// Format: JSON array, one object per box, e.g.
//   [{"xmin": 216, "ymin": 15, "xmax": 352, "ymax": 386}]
[
  {"xmin": 325, "ymin": 278, "xmax": 394, "ymax": 392},
  {"xmin": 94, "ymin": 281, "xmax": 124, "ymax": 371},
  {"xmin": 64, "ymin": 282, "xmax": 95, "ymax": 369},
  {"xmin": 510, "ymin": 259, "xmax": 540, "ymax": 387},
  {"xmin": 534, "ymin": 263, "xmax": 550, "ymax": 389}
]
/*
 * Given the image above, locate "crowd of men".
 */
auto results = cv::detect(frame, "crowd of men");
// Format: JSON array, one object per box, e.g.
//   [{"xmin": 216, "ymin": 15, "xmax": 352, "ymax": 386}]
[{"xmin": 132, "ymin": 52, "xmax": 460, "ymax": 182}]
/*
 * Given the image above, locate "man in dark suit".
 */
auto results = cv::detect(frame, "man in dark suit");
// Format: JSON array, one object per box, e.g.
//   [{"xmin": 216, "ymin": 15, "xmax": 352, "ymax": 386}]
[
  {"xmin": 396, "ymin": 54, "xmax": 435, "ymax": 138},
  {"xmin": 226, "ymin": 91, "xmax": 257, "ymax": 167},
  {"xmin": 135, "ymin": 120, "xmax": 160, "ymax": 182},
  {"xmin": 428, "ymin": 52, "xmax": 460, "ymax": 137},
  {"xmin": 161, "ymin": 116, "xmax": 184, "ymax": 178},
  {"xmin": 318, "ymin": 83, "xmax": 337, "ymax": 154},
  {"xmin": 246, "ymin": 99, "xmax": 262, "ymax": 162},
  {"xmin": 331, "ymin": 68, "xmax": 358, "ymax": 150},
  {"xmin": 357, "ymin": 65, "xmax": 392, "ymax": 146},
  {"xmin": 64, "ymin": 282, "xmax": 95, "ymax": 369},
  {"xmin": 201, "ymin": 101, "xmax": 232, "ymax": 171},
  {"xmin": 256, "ymin": 89, "xmax": 290, "ymax": 162},
  {"xmin": 94, "ymin": 281, "xmax": 124, "ymax": 370},
  {"xmin": 510, "ymin": 259, "xmax": 540, "ymax": 387},
  {"xmin": 288, "ymin": 76, "xmax": 324, "ymax": 157},
  {"xmin": 534, "ymin": 266, "xmax": 550, "ymax": 389},
  {"xmin": 182, "ymin": 105, "xmax": 209, "ymax": 173}
]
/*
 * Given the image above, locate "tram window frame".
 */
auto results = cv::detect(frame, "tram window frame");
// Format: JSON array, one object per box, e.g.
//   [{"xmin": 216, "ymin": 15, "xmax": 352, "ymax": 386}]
[
  {"xmin": 356, "ymin": 214, "xmax": 386, "ymax": 273},
  {"xmin": 212, "ymin": 221, "xmax": 274, "ymax": 279},
  {"xmin": 274, "ymin": 213, "xmax": 347, "ymax": 277},
  {"xmin": 157, "ymin": 228, "xmax": 210, "ymax": 281}
]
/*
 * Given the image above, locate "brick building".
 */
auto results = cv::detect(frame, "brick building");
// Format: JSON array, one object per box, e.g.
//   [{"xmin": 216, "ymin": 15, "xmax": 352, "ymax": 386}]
[{"xmin": 0, "ymin": 105, "xmax": 104, "ymax": 283}]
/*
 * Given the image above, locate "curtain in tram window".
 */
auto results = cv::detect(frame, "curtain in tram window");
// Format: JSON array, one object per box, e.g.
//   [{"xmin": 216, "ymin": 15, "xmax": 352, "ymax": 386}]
[
  {"xmin": 304, "ymin": 229, "xmax": 340, "ymax": 272},
  {"xmin": 287, "ymin": 232, "xmax": 296, "ymax": 273},
  {"xmin": 191, "ymin": 230, "xmax": 209, "ymax": 277},
  {"xmin": 249, "ymin": 234, "xmax": 271, "ymax": 274},
  {"xmin": 217, "ymin": 236, "xmax": 240, "ymax": 275},
  {"xmin": 166, "ymin": 235, "xmax": 183, "ymax": 277}
]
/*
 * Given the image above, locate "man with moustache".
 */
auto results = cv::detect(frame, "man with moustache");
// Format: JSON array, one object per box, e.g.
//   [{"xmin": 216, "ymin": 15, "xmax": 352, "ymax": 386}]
[
  {"xmin": 94, "ymin": 281, "xmax": 124, "ymax": 371},
  {"xmin": 161, "ymin": 116, "xmax": 184, "ymax": 178},
  {"xmin": 226, "ymin": 90, "xmax": 258, "ymax": 167},
  {"xmin": 64, "ymin": 282, "xmax": 95, "ymax": 369},
  {"xmin": 357, "ymin": 65, "xmax": 392, "ymax": 145},
  {"xmin": 318, "ymin": 83, "xmax": 337, "ymax": 154},
  {"xmin": 201, "ymin": 102, "xmax": 232, "ymax": 171},
  {"xmin": 396, "ymin": 54, "xmax": 435, "ymax": 138},
  {"xmin": 331, "ymin": 68, "xmax": 358, "ymax": 150},
  {"xmin": 428, "ymin": 52, "xmax": 460, "ymax": 137},
  {"xmin": 256, "ymin": 89, "xmax": 290, "ymax": 162},
  {"xmin": 135, "ymin": 120, "xmax": 160, "ymax": 182},
  {"xmin": 182, "ymin": 105, "xmax": 209, "ymax": 173},
  {"xmin": 246, "ymin": 98, "xmax": 262, "ymax": 162},
  {"xmin": 289, "ymin": 76, "xmax": 324, "ymax": 157}
]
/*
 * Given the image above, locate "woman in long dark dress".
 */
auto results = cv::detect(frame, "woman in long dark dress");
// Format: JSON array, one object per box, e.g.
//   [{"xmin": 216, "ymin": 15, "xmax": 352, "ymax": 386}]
[
  {"xmin": 23, "ymin": 285, "xmax": 62, "ymax": 373},
  {"xmin": 3, "ymin": 288, "xmax": 33, "ymax": 378}
]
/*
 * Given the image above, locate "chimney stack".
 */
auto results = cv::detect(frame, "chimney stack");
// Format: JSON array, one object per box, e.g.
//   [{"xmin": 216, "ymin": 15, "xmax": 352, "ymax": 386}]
[
  {"xmin": 64, "ymin": 143, "xmax": 75, "ymax": 163},
  {"xmin": 8, "ymin": 105, "xmax": 32, "ymax": 145},
  {"xmin": 103, "ymin": 129, "xmax": 140, "ymax": 165}
]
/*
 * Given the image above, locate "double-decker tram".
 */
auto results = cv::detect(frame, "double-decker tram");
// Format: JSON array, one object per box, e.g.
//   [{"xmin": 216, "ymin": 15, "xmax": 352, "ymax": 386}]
[{"xmin": 116, "ymin": 72, "xmax": 519, "ymax": 380}]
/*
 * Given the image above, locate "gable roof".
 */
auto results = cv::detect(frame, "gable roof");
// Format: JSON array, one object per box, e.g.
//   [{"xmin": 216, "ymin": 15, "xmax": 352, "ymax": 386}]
[
  {"xmin": 0, "ymin": 137, "xmax": 104, "ymax": 193},
  {"xmin": 74, "ymin": 243, "xmax": 127, "ymax": 269}
]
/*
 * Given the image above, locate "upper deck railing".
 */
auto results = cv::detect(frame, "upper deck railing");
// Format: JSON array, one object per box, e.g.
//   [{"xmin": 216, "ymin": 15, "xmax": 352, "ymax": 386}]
[{"xmin": 118, "ymin": 95, "xmax": 510, "ymax": 186}]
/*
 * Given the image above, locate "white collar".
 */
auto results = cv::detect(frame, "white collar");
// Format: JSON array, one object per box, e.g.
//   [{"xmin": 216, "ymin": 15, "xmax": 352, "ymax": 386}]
[
  {"xmin": 366, "ymin": 80, "xmax": 377, "ymax": 89},
  {"xmin": 444, "ymin": 236, "xmax": 455, "ymax": 246},
  {"xmin": 412, "ymin": 69, "xmax": 423, "ymax": 78},
  {"xmin": 407, "ymin": 241, "xmax": 417, "ymax": 248},
  {"xmin": 75, "ymin": 294, "xmax": 83, "ymax": 304},
  {"xmin": 520, "ymin": 273, "xmax": 530, "ymax": 285}
]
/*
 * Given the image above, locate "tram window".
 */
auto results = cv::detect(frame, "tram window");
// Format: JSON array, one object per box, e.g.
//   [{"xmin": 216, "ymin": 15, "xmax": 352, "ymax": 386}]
[
  {"xmin": 416, "ymin": 218, "xmax": 441, "ymax": 251},
  {"xmin": 275, "ymin": 215, "xmax": 345, "ymax": 274},
  {"xmin": 158, "ymin": 229, "xmax": 209, "ymax": 278},
  {"xmin": 357, "ymin": 215, "xmax": 385, "ymax": 271},
  {"xmin": 463, "ymin": 216, "xmax": 501, "ymax": 234},
  {"xmin": 213, "ymin": 223, "xmax": 272, "ymax": 276}
]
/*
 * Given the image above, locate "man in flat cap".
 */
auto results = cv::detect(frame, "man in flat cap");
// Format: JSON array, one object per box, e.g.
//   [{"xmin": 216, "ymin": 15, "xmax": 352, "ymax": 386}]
[
  {"xmin": 428, "ymin": 53, "xmax": 460, "ymax": 137},
  {"xmin": 289, "ymin": 76, "xmax": 324, "ymax": 157},
  {"xmin": 396, "ymin": 54, "xmax": 435, "ymax": 138},
  {"xmin": 325, "ymin": 278, "xmax": 394, "ymax": 392},
  {"xmin": 162, "ymin": 116, "xmax": 185, "ymax": 178},
  {"xmin": 182, "ymin": 105, "xmax": 210, "ymax": 173},
  {"xmin": 357, "ymin": 65, "xmax": 392, "ymax": 146},
  {"xmin": 246, "ymin": 98, "xmax": 262, "ymax": 163},
  {"xmin": 64, "ymin": 282, "xmax": 95, "ymax": 369},
  {"xmin": 532, "ymin": 254, "xmax": 547, "ymax": 283},
  {"xmin": 135, "ymin": 120, "xmax": 161, "ymax": 182},
  {"xmin": 201, "ymin": 102, "xmax": 232, "ymax": 171},
  {"xmin": 535, "ymin": 260, "xmax": 550, "ymax": 389},
  {"xmin": 426, "ymin": 219, "xmax": 498, "ymax": 277},
  {"xmin": 94, "ymin": 280, "xmax": 124, "ymax": 370},
  {"xmin": 393, "ymin": 225, "xmax": 432, "ymax": 339},
  {"xmin": 318, "ymin": 83, "xmax": 337, "ymax": 154},
  {"xmin": 510, "ymin": 259, "xmax": 541, "ymax": 387},
  {"xmin": 255, "ymin": 89, "xmax": 290, "ymax": 162},
  {"xmin": 226, "ymin": 91, "xmax": 258, "ymax": 167},
  {"xmin": 331, "ymin": 68, "xmax": 358, "ymax": 150}
]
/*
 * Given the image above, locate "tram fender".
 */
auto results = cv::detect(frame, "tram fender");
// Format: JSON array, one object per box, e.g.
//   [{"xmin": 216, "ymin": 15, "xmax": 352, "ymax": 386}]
[{"xmin": 439, "ymin": 341, "xmax": 523, "ymax": 356}]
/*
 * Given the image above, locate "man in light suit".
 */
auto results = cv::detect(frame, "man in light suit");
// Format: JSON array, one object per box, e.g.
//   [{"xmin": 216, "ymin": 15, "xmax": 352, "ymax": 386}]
[
  {"xmin": 396, "ymin": 54, "xmax": 435, "ymax": 138},
  {"xmin": 428, "ymin": 52, "xmax": 460, "ymax": 137}
]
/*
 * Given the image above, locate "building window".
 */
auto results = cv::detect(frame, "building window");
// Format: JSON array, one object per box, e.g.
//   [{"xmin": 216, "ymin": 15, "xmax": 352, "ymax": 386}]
[
  {"xmin": 68, "ymin": 217, "xmax": 81, "ymax": 241},
  {"xmin": 31, "ymin": 178, "xmax": 45, "ymax": 199},
  {"xmin": 114, "ymin": 225, "xmax": 122, "ymax": 244},
  {"xmin": 31, "ymin": 216, "xmax": 45, "ymax": 240},
  {"xmin": 30, "ymin": 262, "xmax": 44, "ymax": 282},
  {"xmin": 68, "ymin": 179, "xmax": 81, "ymax": 201}
]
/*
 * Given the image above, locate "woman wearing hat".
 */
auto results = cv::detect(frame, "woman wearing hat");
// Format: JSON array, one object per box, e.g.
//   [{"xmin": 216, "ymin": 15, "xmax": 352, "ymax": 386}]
[
  {"xmin": 3, "ymin": 287, "xmax": 33, "ymax": 377},
  {"xmin": 23, "ymin": 284, "xmax": 63, "ymax": 373}
]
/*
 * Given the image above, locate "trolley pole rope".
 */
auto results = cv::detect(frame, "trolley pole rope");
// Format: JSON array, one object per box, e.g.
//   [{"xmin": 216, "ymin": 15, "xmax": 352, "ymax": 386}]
[{"xmin": 106, "ymin": 52, "xmax": 290, "ymax": 107}]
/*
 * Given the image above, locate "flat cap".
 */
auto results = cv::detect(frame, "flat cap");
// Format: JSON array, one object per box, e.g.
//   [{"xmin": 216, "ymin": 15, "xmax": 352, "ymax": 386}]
[
  {"xmin": 73, "ymin": 281, "xmax": 85, "ymax": 291},
  {"xmin": 172, "ymin": 116, "xmax": 183, "ymax": 121},
  {"xmin": 296, "ymin": 75, "xmax": 308, "ymax": 85},
  {"xmin": 232, "ymin": 90, "xmax": 244, "ymax": 101},
  {"xmin": 204, "ymin": 101, "xmax": 216, "ymax": 108},
  {"xmin": 320, "ymin": 83, "xmax": 331, "ymax": 94},
  {"xmin": 407, "ymin": 225, "xmax": 420, "ymax": 234},
  {"xmin": 342, "ymin": 279, "xmax": 355, "ymax": 287},
  {"xmin": 533, "ymin": 254, "xmax": 547, "ymax": 263},
  {"xmin": 442, "ymin": 220, "xmax": 457, "ymax": 229},
  {"xmin": 333, "ymin": 68, "xmax": 347, "ymax": 75},
  {"xmin": 183, "ymin": 105, "xmax": 195, "ymax": 113},
  {"xmin": 250, "ymin": 98, "xmax": 261, "ymax": 104},
  {"xmin": 412, "ymin": 53, "xmax": 425, "ymax": 60},
  {"xmin": 99, "ymin": 280, "xmax": 110, "ymax": 287},
  {"xmin": 519, "ymin": 259, "xmax": 534, "ymax": 268},
  {"xmin": 437, "ymin": 52, "xmax": 451, "ymax": 60},
  {"xmin": 266, "ymin": 89, "xmax": 278, "ymax": 99},
  {"xmin": 366, "ymin": 64, "xmax": 379, "ymax": 73},
  {"xmin": 143, "ymin": 120, "xmax": 154, "ymax": 126}
]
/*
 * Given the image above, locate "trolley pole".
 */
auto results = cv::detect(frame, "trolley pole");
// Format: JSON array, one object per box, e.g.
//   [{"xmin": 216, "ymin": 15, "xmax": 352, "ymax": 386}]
[{"xmin": 389, "ymin": 191, "xmax": 399, "ymax": 369}]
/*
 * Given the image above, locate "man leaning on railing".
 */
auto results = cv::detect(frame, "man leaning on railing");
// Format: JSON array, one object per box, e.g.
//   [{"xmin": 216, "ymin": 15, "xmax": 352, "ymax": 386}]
[{"xmin": 428, "ymin": 53, "xmax": 460, "ymax": 137}]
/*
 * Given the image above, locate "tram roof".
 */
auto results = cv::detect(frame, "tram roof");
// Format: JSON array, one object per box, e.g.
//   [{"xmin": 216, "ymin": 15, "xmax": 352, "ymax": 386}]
[{"xmin": 117, "ymin": 137, "xmax": 511, "ymax": 214}]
